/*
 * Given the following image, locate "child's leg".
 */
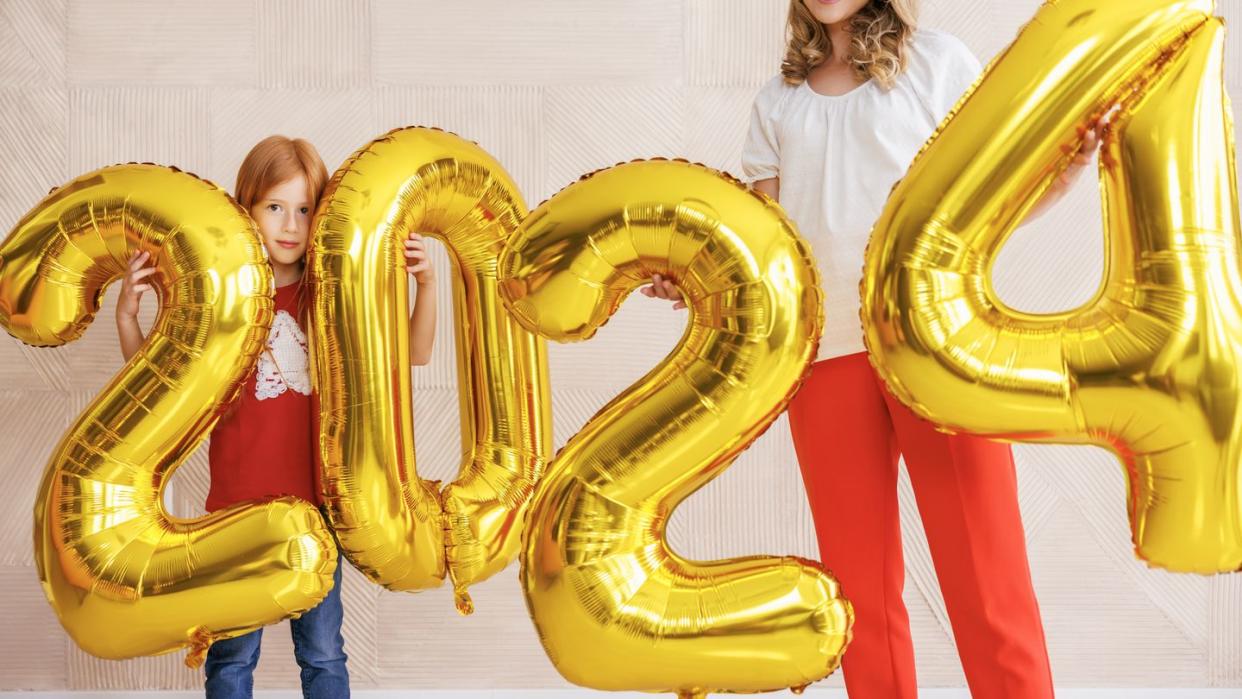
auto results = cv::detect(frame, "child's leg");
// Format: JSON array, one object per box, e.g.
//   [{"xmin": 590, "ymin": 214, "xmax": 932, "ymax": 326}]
[
  {"xmin": 885, "ymin": 389, "xmax": 1054, "ymax": 698},
  {"xmin": 788, "ymin": 351, "xmax": 915, "ymax": 698},
  {"xmin": 290, "ymin": 557, "xmax": 350, "ymax": 699},
  {"xmin": 204, "ymin": 628, "xmax": 263, "ymax": 699}
]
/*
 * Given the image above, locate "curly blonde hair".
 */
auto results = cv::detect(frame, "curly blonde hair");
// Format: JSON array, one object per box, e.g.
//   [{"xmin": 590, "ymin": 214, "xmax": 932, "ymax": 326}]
[{"xmin": 781, "ymin": 0, "xmax": 919, "ymax": 88}]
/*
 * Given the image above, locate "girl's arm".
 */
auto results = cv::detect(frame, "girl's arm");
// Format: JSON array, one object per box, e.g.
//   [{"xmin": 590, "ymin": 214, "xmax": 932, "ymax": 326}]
[
  {"xmin": 404, "ymin": 232, "xmax": 436, "ymax": 366},
  {"xmin": 116, "ymin": 251, "xmax": 157, "ymax": 361}
]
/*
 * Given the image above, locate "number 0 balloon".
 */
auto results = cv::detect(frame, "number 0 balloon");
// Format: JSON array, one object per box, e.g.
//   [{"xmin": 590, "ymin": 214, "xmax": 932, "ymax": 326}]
[{"xmin": 310, "ymin": 127, "xmax": 552, "ymax": 611}]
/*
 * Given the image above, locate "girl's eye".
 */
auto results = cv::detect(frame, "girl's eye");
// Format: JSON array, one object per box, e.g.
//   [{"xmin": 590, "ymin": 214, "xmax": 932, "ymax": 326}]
[
  {"xmin": 267, "ymin": 204, "xmax": 281, "ymax": 213},
  {"xmin": 299, "ymin": 207, "xmax": 310, "ymax": 215}
]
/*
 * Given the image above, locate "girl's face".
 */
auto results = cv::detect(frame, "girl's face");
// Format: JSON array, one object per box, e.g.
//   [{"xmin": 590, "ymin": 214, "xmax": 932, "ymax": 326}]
[
  {"xmin": 250, "ymin": 174, "xmax": 312, "ymax": 268},
  {"xmin": 802, "ymin": 0, "xmax": 870, "ymax": 26}
]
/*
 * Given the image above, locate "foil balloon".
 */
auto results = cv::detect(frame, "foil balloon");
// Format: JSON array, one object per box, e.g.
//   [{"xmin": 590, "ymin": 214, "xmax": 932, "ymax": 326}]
[
  {"xmin": 0, "ymin": 165, "xmax": 337, "ymax": 665},
  {"xmin": 310, "ymin": 127, "xmax": 552, "ymax": 611},
  {"xmin": 500, "ymin": 161, "xmax": 852, "ymax": 698},
  {"xmin": 861, "ymin": 0, "xmax": 1242, "ymax": 572}
]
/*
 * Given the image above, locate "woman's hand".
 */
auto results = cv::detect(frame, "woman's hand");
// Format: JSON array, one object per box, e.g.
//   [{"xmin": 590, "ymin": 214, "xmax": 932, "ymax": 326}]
[
  {"xmin": 1028, "ymin": 109, "xmax": 1115, "ymax": 221},
  {"xmin": 640, "ymin": 273, "xmax": 686, "ymax": 310}
]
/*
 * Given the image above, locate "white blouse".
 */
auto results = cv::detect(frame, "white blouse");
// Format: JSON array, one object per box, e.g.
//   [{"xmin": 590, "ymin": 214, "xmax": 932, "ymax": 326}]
[{"xmin": 742, "ymin": 29, "xmax": 981, "ymax": 361}]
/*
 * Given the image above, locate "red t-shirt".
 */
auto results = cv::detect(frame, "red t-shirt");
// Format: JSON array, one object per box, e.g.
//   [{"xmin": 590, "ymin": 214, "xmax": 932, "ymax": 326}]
[{"xmin": 205, "ymin": 281, "xmax": 322, "ymax": 512}]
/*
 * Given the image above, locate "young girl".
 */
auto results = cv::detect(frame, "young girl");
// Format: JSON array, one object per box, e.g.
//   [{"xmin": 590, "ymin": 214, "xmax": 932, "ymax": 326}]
[
  {"xmin": 647, "ymin": 1, "xmax": 1101, "ymax": 696},
  {"xmin": 115, "ymin": 135, "xmax": 437, "ymax": 698}
]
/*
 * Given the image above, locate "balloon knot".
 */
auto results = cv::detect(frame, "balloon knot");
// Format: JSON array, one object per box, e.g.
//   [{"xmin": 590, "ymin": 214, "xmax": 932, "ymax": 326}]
[
  {"xmin": 453, "ymin": 585, "xmax": 475, "ymax": 616},
  {"xmin": 183, "ymin": 626, "xmax": 216, "ymax": 669}
]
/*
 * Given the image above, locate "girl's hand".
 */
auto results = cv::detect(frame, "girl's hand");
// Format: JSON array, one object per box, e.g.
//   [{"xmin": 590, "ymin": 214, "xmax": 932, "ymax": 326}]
[
  {"xmin": 117, "ymin": 251, "xmax": 157, "ymax": 319},
  {"xmin": 639, "ymin": 273, "xmax": 686, "ymax": 310},
  {"xmin": 405, "ymin": 232, "xmax": 435, "ymax": 285}
]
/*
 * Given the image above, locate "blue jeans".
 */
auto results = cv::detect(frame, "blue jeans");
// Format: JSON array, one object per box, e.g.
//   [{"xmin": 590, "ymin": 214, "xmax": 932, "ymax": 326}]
[{"xmin": 204, "ymin": 560, "xmax": 349, "ymax": 698}]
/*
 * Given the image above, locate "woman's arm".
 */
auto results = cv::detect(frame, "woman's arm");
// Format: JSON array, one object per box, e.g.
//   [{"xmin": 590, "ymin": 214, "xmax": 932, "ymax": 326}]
[
  {"xmin": 404, "ymin": 233, "xmax": 436, "ymax": 366},
  {"xmin": 753, "ymin": 177, "xmax": 779, "ymax": 201}
]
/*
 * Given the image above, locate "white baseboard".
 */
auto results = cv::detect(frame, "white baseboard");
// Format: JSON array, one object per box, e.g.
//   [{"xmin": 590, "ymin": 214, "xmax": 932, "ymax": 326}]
[{"xmin": 3, "ymin": 690, "xmax": 1240, "ymax": 698}]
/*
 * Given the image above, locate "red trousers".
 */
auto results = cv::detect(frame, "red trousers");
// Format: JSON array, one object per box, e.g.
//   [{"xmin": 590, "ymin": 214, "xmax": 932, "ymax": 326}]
[{"xmin": 788, "ymin": 352, "xmax": 1054, "ymax": 698}]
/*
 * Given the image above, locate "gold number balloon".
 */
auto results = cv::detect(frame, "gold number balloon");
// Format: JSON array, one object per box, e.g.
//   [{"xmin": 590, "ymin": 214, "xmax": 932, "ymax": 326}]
[
  {"xmin": 862, "ymin": 0, "xmax": 1241, "ymax": 572},
  {"xmin": 499, "ymin": 161, "xmax": 852, "ymax": 697},
  {"xmin": 0, "ymin": 165, "xmax": 337, "ymax": 664},
  {"xmin": 310, "ymin": 127, "xmax": 552, "ymax": 611}
]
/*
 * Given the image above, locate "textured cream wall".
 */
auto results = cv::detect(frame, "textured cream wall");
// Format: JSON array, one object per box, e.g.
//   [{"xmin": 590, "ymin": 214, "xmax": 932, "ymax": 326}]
[{"xmin": 2, "ymin": 0, "xmax": 1241, "ymax": 692}]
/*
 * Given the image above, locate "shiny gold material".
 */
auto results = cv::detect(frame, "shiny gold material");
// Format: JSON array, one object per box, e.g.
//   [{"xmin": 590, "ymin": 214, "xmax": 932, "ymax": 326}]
[
  {"xmin": 0, "ymin": 164, "xmax": 337, "ymax": 663},
  {"xmin": 501, "ymin": 160, "xmax": 852, "ymax": 695},
  {"xmin": 861, "ymin": 0, "xmax": 1241, "ymax": 572},
  {"xmin": 310, "ymin": 127, "xmax": 552, "ymax": 608}
]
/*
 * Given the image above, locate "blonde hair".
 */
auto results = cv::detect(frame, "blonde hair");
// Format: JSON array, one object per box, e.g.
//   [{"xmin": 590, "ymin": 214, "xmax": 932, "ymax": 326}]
[{"xmin": 781, "ymin": 0, "xmax": 919, "ymax": 89}]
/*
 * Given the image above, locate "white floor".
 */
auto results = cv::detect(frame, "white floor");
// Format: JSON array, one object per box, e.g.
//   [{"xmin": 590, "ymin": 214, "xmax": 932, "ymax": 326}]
[{"xmin": 4, "ymin": 691, "xmax": 1241, "ymax": 698}]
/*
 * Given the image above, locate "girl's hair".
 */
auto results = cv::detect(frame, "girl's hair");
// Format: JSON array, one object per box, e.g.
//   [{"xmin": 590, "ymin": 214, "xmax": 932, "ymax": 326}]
[
  {"xmin": 781, "ymin": 0, "xmax": 918, "ymax": 89},
  {"xmin": 235, "ymin": 136, "xmax": 328, "ymax": 324},
  {"xmin": 234, "ymin": 135, "xmax": 329, "ymax": 212},
  {"xmin": 220, "ymin": 136, "xmax": 328, "ymax": 420}
]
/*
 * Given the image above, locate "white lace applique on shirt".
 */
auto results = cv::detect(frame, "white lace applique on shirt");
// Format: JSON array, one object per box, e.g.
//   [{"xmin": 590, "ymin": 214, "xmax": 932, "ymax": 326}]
[{"xmin": 255, "ymin": 310, "xmax": 311, "ymax": 400}]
